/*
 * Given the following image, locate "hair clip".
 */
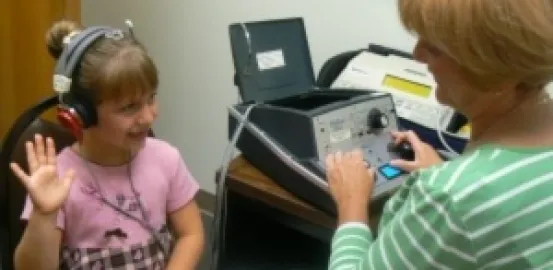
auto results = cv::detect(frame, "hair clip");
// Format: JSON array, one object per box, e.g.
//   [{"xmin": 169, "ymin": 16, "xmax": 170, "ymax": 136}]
[
  {"xmin": 104, "ymin": 29, "xmax": 125, "ymax": 40},
  {"xmin": 62, "ymin": 30, "xmax": 81, "ymax": 45},
  {"xmin": 125, "ymin": 19, "xmax": 136, "ymax": 39}
]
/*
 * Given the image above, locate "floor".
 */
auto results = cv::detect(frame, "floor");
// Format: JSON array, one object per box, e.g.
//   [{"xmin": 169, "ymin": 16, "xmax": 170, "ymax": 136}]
[{"xmin": 199, "ymin": 196, "xmax": 331, "ymax": 270}]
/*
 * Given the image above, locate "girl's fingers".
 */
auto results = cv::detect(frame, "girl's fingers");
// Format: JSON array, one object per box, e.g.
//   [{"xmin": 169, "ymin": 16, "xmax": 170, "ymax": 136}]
[
  {"xmin": 26, "ymin": 141, "xmax": 38, "ymax": 173},
  {"xmin": 10, "ymin": 162, "xmax": 30, "ymax": 189},
  {"xmin": 46, "ymin": 137, "xmax": 57, "ymax": 166},
  {"xmin": 35, "ymin": 134, "xmax": 47, "ymax": 165}
]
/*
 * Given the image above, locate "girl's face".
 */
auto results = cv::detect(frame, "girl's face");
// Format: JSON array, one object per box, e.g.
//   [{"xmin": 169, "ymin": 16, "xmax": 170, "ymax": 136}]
[{"xmin": 86, "ymin": 91, "xmax": 158, "ymax": 153}]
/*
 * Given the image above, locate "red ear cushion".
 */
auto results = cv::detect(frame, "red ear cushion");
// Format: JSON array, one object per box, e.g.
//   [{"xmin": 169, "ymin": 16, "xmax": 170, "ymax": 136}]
[{"xmin": 57, "ymin": 107, "xmax": 84, "ymax": 142}]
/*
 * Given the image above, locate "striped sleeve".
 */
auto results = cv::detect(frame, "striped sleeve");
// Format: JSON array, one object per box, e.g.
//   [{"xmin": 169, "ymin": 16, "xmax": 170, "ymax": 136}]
[{"xmin": 328, "ymin": 181, "xmax": 477, "ymax": 270}]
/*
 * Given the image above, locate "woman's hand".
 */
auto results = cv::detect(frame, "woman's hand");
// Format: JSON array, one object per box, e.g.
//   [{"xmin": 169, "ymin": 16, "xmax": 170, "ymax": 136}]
[
  {"xmin": 10, "ymin": 134, "xmax": 75, "ymax": 215},
  {"xmin": 326, "ymin": 149, "xmax": 375, "ymax": 224},
  {"xmin": 389, "ymin": 130, "xmax": 443, "ymax": 172}
]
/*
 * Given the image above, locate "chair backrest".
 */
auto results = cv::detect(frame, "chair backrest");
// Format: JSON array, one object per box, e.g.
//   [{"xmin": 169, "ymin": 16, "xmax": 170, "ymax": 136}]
[
  {"xmin": 316, "ymin": 49, "xmax": 364, "ymax": 88},
  {"xmin": 316, "ymin": 43, "xmax": 416, "ymax": 88},
  {"xmin": 0, "ymin": 95, "xmax": 70, "ymax": 270},
  {"xmin": 1, "ymin": 118, "xmax": 75, "ymax": 270}
]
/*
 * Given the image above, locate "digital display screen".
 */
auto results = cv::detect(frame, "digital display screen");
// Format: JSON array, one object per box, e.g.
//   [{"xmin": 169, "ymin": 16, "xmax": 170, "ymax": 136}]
[
  {"xmin": 382, "ymin": 74, "xmax": 432, "ymax": 98},
  {"xmin": 379, "ymin": 164, "xmax": 403, "ymax": 180}
]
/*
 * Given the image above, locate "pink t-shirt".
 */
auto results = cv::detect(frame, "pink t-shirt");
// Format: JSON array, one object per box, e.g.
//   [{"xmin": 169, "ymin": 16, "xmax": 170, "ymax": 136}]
[{"xmin": 21, "ymin": 138, "xmax": 200, "ymax": 249}]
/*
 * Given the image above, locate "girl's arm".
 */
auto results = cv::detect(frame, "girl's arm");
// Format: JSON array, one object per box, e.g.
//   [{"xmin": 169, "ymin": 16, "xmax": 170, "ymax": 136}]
[
  {"xmin": 15, "ymin": 211, "xmax": 62, "ymax": 270},
  {"xmin": 166, "ymin": 200, "xmax": 205, "ymax": 270},
  {"xmin": 10, "ymin": 135, "xmax": 71, "ymax": 270}
]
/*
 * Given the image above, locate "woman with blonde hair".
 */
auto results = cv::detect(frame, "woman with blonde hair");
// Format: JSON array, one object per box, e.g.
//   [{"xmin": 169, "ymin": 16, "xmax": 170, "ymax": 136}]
[{"xmin": 327, "ymin": 0, "xmax": 553, "ymax": 269}]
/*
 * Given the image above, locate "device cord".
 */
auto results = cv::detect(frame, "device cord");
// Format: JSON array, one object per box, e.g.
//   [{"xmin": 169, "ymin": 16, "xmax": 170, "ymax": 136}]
[
  {"xmin": 436, "ymin": 109, "xmax": 461, "ymax": 155},
  {"xmin": 210, "ymin": 103, "xmax": 259, "ymax": 270},
  {"xmin": 211, "ymin": 103, "xmax": 330, "ymax": 270},
  {"xmin": 240, "ymin": 23, "xmax": 254, "ymax": 75}
]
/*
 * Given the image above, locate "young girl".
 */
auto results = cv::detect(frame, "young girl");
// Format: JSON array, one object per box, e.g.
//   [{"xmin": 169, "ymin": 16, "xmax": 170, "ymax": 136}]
[{"xmin": 9, "ymin": 20, "xmax": 204, "ymax": 269}]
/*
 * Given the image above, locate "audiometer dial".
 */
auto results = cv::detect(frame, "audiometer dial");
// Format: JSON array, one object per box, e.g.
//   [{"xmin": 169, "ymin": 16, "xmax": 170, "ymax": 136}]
[{"xmin": 368, "ymin": 108, "xmax": 389, "ymax": 129}]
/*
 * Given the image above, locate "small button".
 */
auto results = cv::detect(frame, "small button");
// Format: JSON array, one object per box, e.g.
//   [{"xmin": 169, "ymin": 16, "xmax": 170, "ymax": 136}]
[{"xmin": 378, "ymin": 164, "xmax": 404, "ymax": 180}]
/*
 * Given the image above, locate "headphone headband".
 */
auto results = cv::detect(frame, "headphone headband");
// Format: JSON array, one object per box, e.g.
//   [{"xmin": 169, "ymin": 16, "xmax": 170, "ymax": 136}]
[
  {"xmin": 51, "ymin": 22, "xmax": 135, "ymax": 138},
  {"xmin": 53, "ymin": 26, "xmax": 124, "ymax": 95}
]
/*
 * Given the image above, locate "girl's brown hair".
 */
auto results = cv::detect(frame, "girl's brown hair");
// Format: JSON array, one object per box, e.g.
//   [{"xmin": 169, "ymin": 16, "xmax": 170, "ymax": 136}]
[
  {"xmin": 46, "ymin": 20, "xmax": 158, "ymax": 103},
  {"xmin": 398, "ymin": 0, "xmax": 553, "ymax": 90}
]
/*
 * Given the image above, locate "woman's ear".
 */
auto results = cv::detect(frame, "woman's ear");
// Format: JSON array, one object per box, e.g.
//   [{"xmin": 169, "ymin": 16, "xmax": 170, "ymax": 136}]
[
  {"xmin": 485, "ymin": 78, "xmax": 525, "ymax": 98},
  {"xmin": 516, "ymin": 81, "xmax": 547, "ymax": 93}
]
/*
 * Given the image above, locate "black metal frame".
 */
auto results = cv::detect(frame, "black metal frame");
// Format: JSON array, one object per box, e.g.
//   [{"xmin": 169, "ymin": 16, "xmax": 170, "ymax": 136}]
[{"xmin": 0, "ymin": 95, "xmax": 59, "ymax": 270}]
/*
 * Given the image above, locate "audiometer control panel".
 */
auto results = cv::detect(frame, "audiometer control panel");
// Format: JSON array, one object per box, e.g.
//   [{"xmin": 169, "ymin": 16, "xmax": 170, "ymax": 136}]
[{"xmin": 311, "ymin": 94, "xmax": 412, "ymax": 194}]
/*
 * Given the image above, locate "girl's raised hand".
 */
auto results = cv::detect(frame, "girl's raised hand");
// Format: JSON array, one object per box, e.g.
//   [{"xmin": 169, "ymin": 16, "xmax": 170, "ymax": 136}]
[{"xmin": 10, "ymin": 134, "xmax": 75, "ymax": 215}]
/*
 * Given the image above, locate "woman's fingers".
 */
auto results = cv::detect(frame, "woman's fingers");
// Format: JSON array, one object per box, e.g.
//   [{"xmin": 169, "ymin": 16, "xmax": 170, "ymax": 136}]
[
  {"xmin": 404, "ymin": 131, "xmax": 425, "ymax": 154},
  {"xmin": 46, "ymin": 137, "xmax": 57, "ymax": 166},
  {"xmin": 326, "ymin": 153, "xmax": 335, "ymax": 171},
  {"xmin": 392, "ymin": 130, "xmax": 426, "ymax": 156},
  {"xmin": 351, "ymin": 149, "xmax": 364, "ymax": 161},
  {"xmin": 335, "ymin": 151, "xmax": 343, "ymax": 164},
  {"xmin": 367, "ymin": 167, "xmax": 376, "ymax": 180},
  {"xmin": 327, "ymin": 153, "xmax": 341, "ymax": 181},
  {"xmin": 34, "ymin": 134, "xmax": 47, "ymax": 165},
  {"xmin": 391, "ymin": 131, "xmax": 409, "ymax": 145},
  {"xmin": 389, "ymin": 159, "xmax": 417, "ymax": 172}
]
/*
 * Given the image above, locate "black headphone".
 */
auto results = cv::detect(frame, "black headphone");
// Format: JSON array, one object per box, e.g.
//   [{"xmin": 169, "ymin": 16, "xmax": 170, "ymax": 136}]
[{"xmin": 53, "ymin": 25, "xmax": 128, "ymax": 141}]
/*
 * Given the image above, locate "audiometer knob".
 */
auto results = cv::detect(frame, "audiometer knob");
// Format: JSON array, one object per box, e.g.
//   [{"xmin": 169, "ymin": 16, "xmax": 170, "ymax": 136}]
[{"xmin": 368, "ymin": 109, "xmax": 389, "ymax": 129}]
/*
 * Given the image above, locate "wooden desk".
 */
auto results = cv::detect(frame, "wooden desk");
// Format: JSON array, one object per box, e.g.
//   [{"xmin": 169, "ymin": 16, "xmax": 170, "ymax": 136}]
[{"xmin": 225, "ymin": 156, "xmax": 336, "ymax": 229}]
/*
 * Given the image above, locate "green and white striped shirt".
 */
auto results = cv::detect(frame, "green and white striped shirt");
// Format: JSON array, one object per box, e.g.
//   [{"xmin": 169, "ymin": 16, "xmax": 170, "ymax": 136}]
[{"xmin": 329, "ymin": 144, "xmax": 553, "ymax": 269}]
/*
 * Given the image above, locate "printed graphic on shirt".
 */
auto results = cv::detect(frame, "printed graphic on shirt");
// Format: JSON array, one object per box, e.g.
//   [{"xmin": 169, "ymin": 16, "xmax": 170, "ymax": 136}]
[{"xmin": 79, "ymin": 182, "xmax": 152, "ymax": 245}]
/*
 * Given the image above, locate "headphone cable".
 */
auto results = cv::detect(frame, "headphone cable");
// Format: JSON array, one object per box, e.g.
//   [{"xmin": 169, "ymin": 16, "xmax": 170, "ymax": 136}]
[{"xmin": 78, "ymin": 147, "xmax": 169, "ymax": 258}]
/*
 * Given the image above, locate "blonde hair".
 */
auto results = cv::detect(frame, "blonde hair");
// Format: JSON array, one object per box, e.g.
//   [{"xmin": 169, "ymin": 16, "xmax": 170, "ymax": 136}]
[
  {"xmin": 398, "ymin": 0, "xmax": 553, "ymax": 90},
  {"xmin": 46, "ymin": 20, "xmax": 158, "ymax": 103}
]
